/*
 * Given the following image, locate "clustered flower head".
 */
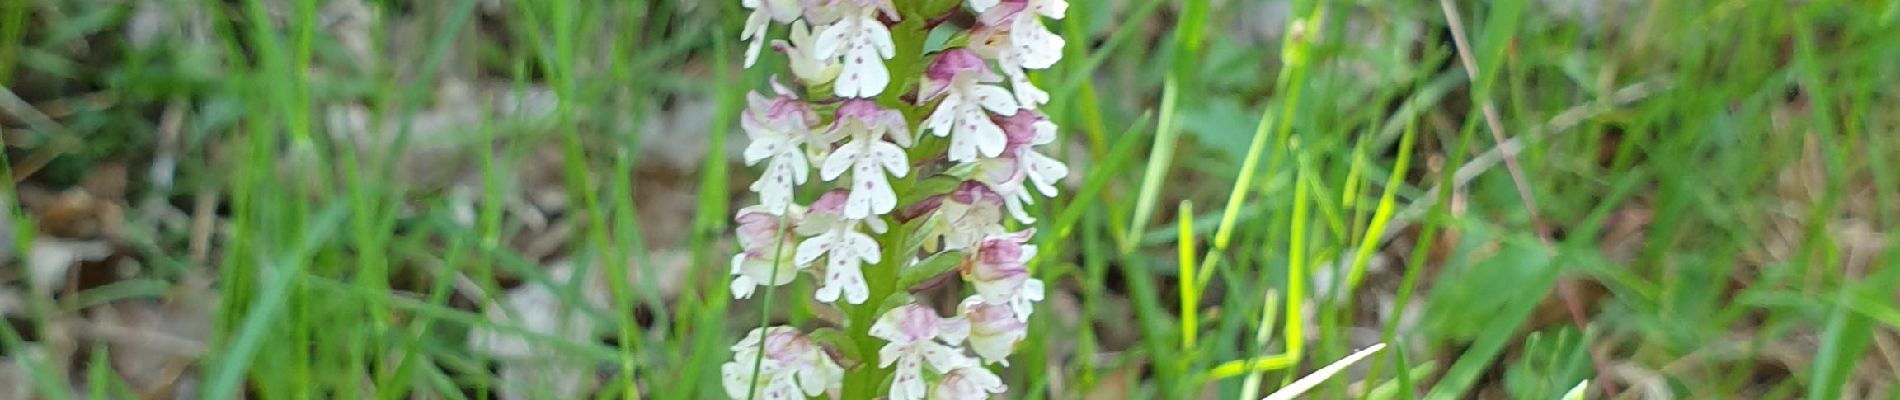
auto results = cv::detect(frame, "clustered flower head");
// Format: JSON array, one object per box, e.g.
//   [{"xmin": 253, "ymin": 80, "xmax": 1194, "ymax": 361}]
[
  {"xmin": 722, "ymin": 326, "xmax": 846, "ymax": 399},
  {"xmin": 723, "ymin": 0, "xmax": 1067, "ymax": 398}
]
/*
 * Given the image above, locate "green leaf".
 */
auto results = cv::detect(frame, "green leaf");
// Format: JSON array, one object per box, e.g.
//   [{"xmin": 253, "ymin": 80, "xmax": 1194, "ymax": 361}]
[
  {"xmin": 899, "ymin": 216, "xmax": 944, "ymax": 256},
  {"xmin": 1810, "ymin": 285, "xmax": 1878, "ymax": 400},
  {"xmin": 897, "ymin": 250, "xmax": 965, "ymax": 291},
  {"xmin": 1178, "ymin": 96, "xmax": 1261, "ymax": 163},
  {"xmin": 203, "ymin": 204, "xmax": 352, "ymax": 400},
  {"xmin": 1423, "ymin": 235, "xmax": 1561, "ymax": 400},
  {"xmin": 874, "ymin": 292, "xmax": 920, "ymax": 318},
  {"xmin": 39, "ymin": 6, "xmax": 123, "ymax": 46},
  {"xmin": 943, "ymin": 160, "xmax": 983, "ymax": 178},
  {"xmin": 897, "ymin": 174, "xmax": 964, "ymax": 206},
  {"xmin": 808, "ymin": 327, "xmax": 864, "ymax": 365}
]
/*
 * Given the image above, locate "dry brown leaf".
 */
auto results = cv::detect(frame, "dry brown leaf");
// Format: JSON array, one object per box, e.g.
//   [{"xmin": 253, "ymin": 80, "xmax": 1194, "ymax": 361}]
[
  {"xmin": 7, "ymin": 184, "xmax": 129, "ymax": 296},
  {"xmin": 21, "ymin": 187, "xmax": 120, "ymax": 240},
  {"xmin": 24, "ymin": 239, "xmax": 113, "ymax": 294},
  {"xmin": 1080, "ymin": 358, "xmax": 1142, "ymax": 400},
  {"xmin": 88, "ymin": 299, "xmax": 213, "ymax": 396}
]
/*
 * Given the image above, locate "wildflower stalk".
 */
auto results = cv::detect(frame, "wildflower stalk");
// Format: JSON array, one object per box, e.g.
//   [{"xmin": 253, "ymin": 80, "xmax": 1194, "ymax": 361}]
[
  {"xmin": 840, "ymin": 9, "xmax": 942, "ymax": 399},
  {"xmin": 722, "ymin": 0, "xmax": 1068, "ymax": 399},
  {"xmin": 841, "ymin": 216, "xmax": 910, "ymax": 400}
]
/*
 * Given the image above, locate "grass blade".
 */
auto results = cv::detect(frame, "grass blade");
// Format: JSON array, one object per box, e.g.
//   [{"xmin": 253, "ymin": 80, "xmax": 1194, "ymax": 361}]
[
  {"xmin": 1262, "ymin": 343, "xmax": 1386, "ymax": 400},
  {"xmin": 203, "ymin": 204, "xmax": 349, "ymax": 400}
]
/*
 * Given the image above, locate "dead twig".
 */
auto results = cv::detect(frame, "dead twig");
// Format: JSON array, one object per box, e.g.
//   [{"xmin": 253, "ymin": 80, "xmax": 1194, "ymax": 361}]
[
  {"xmin": 190, "ymin": 188, "xmax": 218, "ymax": 265},
  {"xmin": 64, "ymin": 317, "xmax": 207, "ymax": 359},
  {"xmin": 421, "ymin": 257, "xmax": 492, "ymax": 305},
  {"xmin": 0, "ymin": 84, "xmax": 63, "ymax": 132},
  {"xmin": 32, "ymin": 92, "xmax": 117, "ymax": 119},
  {"xmin": 151, "ymin": 99, "xmax": 187, "ymax": 195},
  {"xmin": 2, "ymin": 84, "xmax": 80, "ymax": 182}
]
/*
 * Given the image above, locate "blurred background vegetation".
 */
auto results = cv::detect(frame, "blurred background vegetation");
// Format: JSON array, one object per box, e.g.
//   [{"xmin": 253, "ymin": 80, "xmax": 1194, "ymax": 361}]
[{"xmin": 1, "ymin": 0, "xmax": 1898, "ymax": 399}]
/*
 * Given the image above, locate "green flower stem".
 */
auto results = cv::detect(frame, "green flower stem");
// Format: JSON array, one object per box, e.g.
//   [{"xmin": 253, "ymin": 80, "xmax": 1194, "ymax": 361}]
[{"xmin": 843, "ymin": 6, "xmax": 934, "ymax": 399}]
